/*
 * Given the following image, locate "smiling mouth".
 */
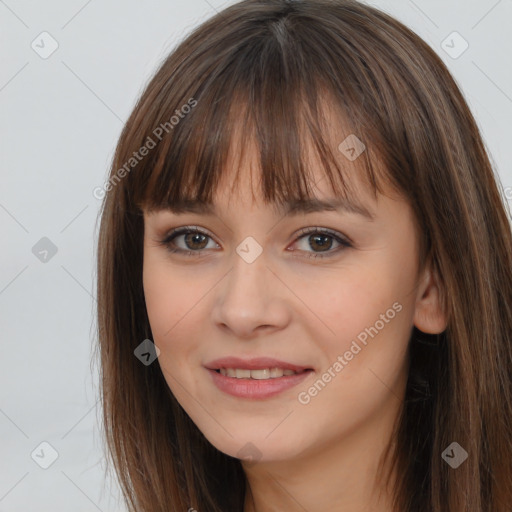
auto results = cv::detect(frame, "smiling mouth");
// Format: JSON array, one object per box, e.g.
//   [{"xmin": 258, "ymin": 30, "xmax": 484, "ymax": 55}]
[
  {"xmin": 214, "ymin": 368, "xmax": 313, "ymax": 380},
  {"xmin": 207, "ymin": 361, "xmax": 314, "ymax": 399}
]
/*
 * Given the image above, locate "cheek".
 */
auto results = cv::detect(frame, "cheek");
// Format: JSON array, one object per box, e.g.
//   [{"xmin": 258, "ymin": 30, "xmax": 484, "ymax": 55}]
[
  {"xmin": 295, "ymin": 263, "xmax": 402, "ymax": 354},
  {"xmin": 142, "ymin": 264, "xmax": 175, "ymax": 340},
  {"xmin": 294, "ymin": 252, "xmax": 415, "ymax": 390},
  {"xmin": 142, "ymin": 254, "xmax": 196, "ymax": 340},
  {"xmin": 293, "ymin": 275, "xmax": 411, "ymax": 436},
  {"xmin": 142, "ymin": 257, "xmax": 203, "ymax": 400},
  {"xmin": 142, "ymin": 254, "xmax": 211, "ymax": 378}
]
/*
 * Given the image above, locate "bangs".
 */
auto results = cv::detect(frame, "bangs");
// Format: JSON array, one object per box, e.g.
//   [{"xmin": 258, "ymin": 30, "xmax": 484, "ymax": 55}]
[{"xmin": 124, "ymin": 4, "xmax": 400, "ymax": 214}]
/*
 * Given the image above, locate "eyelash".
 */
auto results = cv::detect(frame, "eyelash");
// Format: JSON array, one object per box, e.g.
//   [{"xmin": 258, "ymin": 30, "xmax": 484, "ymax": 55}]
[{"xmin": 158, "ymin": 225, "xmax": 352, "ymax": 260}]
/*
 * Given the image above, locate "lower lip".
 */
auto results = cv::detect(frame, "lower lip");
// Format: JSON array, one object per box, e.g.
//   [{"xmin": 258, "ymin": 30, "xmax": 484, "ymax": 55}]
[{"xmin": 206, "ymin": 368, "xmax": 313, "ymax": 399}]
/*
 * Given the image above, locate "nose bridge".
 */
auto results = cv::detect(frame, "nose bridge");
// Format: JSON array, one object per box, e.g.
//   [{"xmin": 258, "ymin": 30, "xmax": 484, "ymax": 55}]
[
  {"xmin": 224, "ymin": 239, "xmax": 270, "ymax": 309},
  {"xmin": 211, "ymin": 238, "xmax": 289, "ymax": 336}
]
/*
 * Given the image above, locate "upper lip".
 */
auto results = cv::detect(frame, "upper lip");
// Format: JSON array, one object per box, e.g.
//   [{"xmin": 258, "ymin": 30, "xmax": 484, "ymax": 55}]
[{"xmin": 204, "ymin": 357, "xmax": 312, "ymax": 372}]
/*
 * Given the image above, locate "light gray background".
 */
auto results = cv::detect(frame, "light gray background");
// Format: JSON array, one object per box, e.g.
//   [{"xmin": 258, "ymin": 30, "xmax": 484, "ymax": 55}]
[{"xmin": 1, "ymin": 0, "xmax": 511, "ymax": 510}]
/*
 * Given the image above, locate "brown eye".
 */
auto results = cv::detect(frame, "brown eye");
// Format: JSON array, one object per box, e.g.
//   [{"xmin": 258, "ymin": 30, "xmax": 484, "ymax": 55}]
[
  {"xmin": 160, "ymin": 227, "xmax": 218, "ymax": 256},
  {"xmin": 181, "ymin": 232, "xmax": 209, "ymax": 250},
  {"xmin": 291, "ymin": 228, "xmax": 352, "ymax": 259}
]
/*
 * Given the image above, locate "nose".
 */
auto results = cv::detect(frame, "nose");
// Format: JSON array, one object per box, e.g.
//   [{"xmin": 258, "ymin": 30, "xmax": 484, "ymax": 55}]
[{"xmin": 211, "ymin": 248, "xmax": 291, "ymax": 339}]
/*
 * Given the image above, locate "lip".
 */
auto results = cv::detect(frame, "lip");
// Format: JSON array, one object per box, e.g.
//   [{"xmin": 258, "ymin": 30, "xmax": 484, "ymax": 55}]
[
  {"xmin": 206, "ymin": 369, "xmax": 312, "ymax": 399},
  {"xmin": 204, "ymin": 356, "xmax": 312, "ymax": 373},
  {"xmin": 204, "ymin": 357, "xmax": 314, "ymax": 400}
]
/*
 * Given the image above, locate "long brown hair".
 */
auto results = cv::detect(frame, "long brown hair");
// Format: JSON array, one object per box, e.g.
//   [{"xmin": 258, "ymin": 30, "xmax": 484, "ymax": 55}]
[{"xmin": 94, "ymin": 0, "xmax": 512, "ymax": 510}]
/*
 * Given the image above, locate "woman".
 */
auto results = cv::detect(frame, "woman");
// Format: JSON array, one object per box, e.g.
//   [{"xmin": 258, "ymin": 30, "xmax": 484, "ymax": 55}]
[{"xmin": 95, "ymin": 0, "xmax": 512, "ymax": 510}]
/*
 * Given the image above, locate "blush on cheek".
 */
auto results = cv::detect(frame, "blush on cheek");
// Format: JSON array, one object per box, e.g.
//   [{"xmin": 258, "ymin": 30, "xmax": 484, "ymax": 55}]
[{"xmin": 328, "ymin": 304, "xmax": 407, "ymax": 372}]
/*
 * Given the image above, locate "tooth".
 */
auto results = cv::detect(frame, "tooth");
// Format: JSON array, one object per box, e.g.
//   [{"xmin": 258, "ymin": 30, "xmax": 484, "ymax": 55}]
[
  {"xmin": 221, "ymin": 367, "xmax": 300, "ymax": 379},
  {"xmin": 251, "ymin": 369, "xmax": 270, "ymax": 380},
  {"xmin": 270, "ymin": 367, "xmax": 284, "ymax": 378}
]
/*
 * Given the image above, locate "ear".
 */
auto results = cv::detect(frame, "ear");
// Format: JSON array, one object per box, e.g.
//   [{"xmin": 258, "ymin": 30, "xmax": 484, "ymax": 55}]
[{"xmin": 413, "ymin": 262, "xmax": 447, "ymax": 334}]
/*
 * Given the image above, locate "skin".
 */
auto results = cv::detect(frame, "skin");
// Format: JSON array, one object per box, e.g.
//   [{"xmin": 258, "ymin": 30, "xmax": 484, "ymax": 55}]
[{"xmin": 142, "ymin": 130, "xmax": 447, "ymax": 511}]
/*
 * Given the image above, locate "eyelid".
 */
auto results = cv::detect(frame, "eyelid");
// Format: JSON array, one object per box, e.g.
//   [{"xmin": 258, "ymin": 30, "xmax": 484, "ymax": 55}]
[
  {"xmin": 159, "ymin": 225, "xmax": 219, "ymax": 249},
  {"xmin": 160, "ymin": 225, "xmax": 216, "ymax": 242},
  {"xmin": 294, "ymin": 226, "xmax": 353, "ymax": 246}
]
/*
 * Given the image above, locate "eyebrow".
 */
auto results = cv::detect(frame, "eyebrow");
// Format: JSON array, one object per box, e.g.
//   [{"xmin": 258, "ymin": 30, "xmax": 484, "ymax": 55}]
[{"xmin": 156, "ymin": 197, "xmax": 375, "ymax": 221}]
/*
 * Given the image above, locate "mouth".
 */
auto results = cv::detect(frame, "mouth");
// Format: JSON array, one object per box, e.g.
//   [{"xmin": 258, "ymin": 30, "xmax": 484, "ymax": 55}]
[
  {"xmin": 205, "ymin": 356, "xmax": 313, "ymax": 375},
  {"xmin": 204, "ymin": 357, "xmax": 314, "ymax": 399},
  {"xmin": 213, "ymin": 367, "xmax": 311, "ymax": 379}
]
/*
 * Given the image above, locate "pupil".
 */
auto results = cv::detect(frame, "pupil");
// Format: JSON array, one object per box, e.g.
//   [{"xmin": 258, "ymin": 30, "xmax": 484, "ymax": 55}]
[
  {"xmin": 186, "ymin": 233, "xmax": 207, "ymax": 250},
  {"xmin": 311, "ymin": 234, "xmax": 331, "ymax": 251}
]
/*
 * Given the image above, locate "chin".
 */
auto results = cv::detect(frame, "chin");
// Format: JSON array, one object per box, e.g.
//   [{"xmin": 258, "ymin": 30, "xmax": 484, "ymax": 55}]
[{"xmin": 199, "ymin": 425, "xmax": 306, "ymax": 464}]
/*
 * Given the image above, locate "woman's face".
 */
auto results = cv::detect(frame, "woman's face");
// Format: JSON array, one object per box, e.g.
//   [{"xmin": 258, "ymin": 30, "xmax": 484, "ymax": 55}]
[{"xmin": 142, "ymin": 139, "xmax": 437, "ymax": 466}]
